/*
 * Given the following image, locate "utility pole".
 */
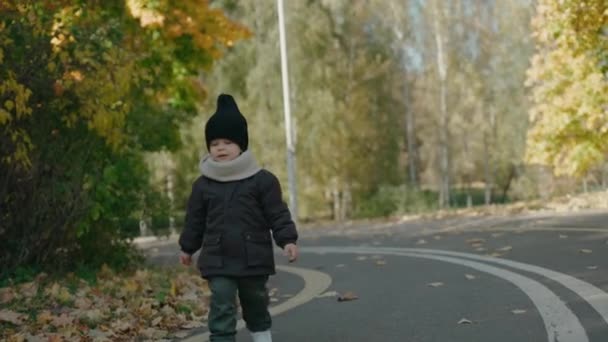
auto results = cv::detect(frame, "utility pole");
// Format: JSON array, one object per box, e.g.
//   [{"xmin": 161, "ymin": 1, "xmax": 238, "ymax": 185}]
[{"xmin": 277, "ymin": 0, "xmax": 298, "ymax": 221}]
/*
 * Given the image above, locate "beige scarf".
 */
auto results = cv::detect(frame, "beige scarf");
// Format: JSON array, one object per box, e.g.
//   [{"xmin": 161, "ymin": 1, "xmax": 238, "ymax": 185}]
[{"xmin": 199, "ymin": 150, "xmax": 261, "ymax": 182}]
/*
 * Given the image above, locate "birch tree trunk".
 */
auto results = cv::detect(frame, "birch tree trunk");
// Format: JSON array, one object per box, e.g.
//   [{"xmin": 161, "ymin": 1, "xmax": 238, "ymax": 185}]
[
  {"xmin": 433, "ymin": 1, "xmax": 450, "ymax": 208},
  {"xmin": 404, "ymin": 70, "xmax": 419, "ymax": 188}
]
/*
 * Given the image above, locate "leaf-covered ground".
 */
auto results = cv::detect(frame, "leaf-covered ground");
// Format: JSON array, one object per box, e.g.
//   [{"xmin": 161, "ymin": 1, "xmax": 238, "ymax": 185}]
[
  {"xmin": 422, "ymin": 189, "xmax": 608, "ymax": 218},
  {"xmin": 1, "ymin": 266, "xmax": 210, "ymax": 341}
]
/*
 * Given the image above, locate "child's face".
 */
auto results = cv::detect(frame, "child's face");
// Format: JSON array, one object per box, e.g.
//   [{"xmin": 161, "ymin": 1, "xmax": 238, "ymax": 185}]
[{"xmin": 209, "ymin": 139, "xmax": 242, "ymax": 162}]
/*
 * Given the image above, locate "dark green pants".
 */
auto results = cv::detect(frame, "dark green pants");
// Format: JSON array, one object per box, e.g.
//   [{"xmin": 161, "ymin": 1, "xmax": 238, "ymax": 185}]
[{"xmin": 208, "ymin": 276, "xmax": 271, "ymax": 342}]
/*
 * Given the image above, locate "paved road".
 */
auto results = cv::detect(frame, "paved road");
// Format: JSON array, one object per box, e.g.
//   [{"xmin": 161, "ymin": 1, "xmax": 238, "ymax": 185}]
[{"xmin": 143, "ymin": 210, "xmax": 608, "ymax": 342}]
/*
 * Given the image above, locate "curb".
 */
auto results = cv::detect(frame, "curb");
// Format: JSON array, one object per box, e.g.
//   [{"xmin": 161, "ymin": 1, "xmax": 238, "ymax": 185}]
[{"xmin": 132, "ymin": 233, "xmax": 179, "ymax": 247}]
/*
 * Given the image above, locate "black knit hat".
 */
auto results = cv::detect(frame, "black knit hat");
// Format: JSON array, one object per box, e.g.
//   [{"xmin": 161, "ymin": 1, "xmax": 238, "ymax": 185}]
[{"xmin": 204, "ymin": 94, "xmax": 248, "ymax": 151}]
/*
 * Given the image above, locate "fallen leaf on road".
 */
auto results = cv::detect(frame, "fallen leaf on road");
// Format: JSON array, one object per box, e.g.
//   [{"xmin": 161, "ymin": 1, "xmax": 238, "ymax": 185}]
[
  {"xmin": 376, "ymin": 260, "xmax": 387, "ymax": 266},
  {"xmin": 471, "ymin": 243, "xmax": 484, "ymax": 248},
  {"xmin": 559, "ymin": 234, "xmax": 568, "ymax": 239},
  {"xmin": 416, "ymin": 239, "xmax": 428, "ymax": 245},
  {"xmin": 465, "ymin": 274, "xmax": 476, "ymax": 280},
  {"xmin": 587, "ymin": 265, "xmax": 598, "ymax": 270},
  {"xmin": 337, "ymin": 292, "xmax": 359, "ymax": 302},
  {"xmin": 497, "ymin": 246, "xmax": 513, "ymax": 252},
  {"xmin": 0, "ymin": 309, "xmax": 25, "ymax": 325},
  {"xmin": 511, "ymin": 309, "xmax": 527, "ymax": 314},
  {"xmin": 356, "ymin": 256, "xmax": 368, "ymax": 261},
  {"xmin": 316, "ymin": 291, "xmax": 338, "ymax": 298},
  {"xmin": 457, "ymin": 318, "xmax": 473, "ymax": 324},
  {"xmin": 579, "ymin": 249, "xmax": 593, "ymax": 254},
  {"xmin": 427, "ymin": 282, "xmax": 444, "ymax": 288}
]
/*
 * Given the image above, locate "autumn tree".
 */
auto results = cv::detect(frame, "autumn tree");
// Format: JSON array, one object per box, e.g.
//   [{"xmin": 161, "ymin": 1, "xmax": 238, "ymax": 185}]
[
  {"xmin": 0, "ymin": 0, "xmax": 249, "ymax": 275},
  {"xmin": 526, "ymin": 0, "xmax": 608, "ymax": 177}
]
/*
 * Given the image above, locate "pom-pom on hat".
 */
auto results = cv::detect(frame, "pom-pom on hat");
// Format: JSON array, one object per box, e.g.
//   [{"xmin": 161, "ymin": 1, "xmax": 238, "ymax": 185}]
[{"xmin": 204, "ymin": 94, "xmax": 248, "ymax": 151}]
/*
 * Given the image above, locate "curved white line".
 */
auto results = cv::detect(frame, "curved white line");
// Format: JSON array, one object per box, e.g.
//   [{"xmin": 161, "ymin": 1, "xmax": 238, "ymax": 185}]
[
  {"xmin": 182, "ymin": 265, "xmax": 332, "ymax": 342},
  {"xmin": 379, "ymin": 246, "xmax": 608, "ymax": 326},
  {"xmin": 304, "ymin": 246, "xmax": 588, "ymax": 342},
  {"xmin": 452, "ymin": 227, "xmax": 608, "ymax": 233}
]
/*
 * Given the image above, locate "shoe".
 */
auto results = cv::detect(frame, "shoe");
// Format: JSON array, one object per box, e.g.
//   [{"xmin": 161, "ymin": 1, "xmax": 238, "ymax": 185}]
[{"xmin": 251, "ymin": 330, "xmax": 272, "ymax": 342}]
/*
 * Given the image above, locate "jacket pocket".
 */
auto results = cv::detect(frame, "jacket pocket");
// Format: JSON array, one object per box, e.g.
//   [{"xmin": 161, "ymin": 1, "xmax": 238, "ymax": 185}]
[
  {"xmin": 244, "ymin": 231, "xmax": 273, "ymax": 267},
  {"xmin": 199, "ymin": 233, "xmax": 223, "ymax": 268}
]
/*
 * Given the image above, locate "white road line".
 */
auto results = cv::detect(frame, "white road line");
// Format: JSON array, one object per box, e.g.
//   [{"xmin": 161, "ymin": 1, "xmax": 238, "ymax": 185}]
[
  {"xmin": 304, "ymin": 246, "xmax": 589, "ymax": 342},
  {"xmin": 182, "ymin": 265, "xmax": 332, "ymax": 342},
  {"xmin": 454, "ymin": 227, "xmax": 608, "ymax": 233},
  {"xmin": 379, "ymin": 247, "xmax": 608, "ymax": 326}
]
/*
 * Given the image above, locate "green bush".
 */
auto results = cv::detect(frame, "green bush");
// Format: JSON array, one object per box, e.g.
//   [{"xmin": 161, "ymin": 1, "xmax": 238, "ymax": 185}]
[
  {"xmin": 354, "ymin": 185, "xmax": 438, "ymax": 218},
  {"xmin": 450, "ymin": 188, "xmax": 509, "ymax": 207}
]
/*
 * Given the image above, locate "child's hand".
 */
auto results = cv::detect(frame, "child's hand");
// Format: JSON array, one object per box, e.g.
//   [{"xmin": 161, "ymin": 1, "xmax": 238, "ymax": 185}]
[
  {"xmin": 283, "ymin": 243, "xmax": 298, "ymax": 263},
  {"xmin": 180, "ymin": 252, "xmax": 192, "ymax": 266}
]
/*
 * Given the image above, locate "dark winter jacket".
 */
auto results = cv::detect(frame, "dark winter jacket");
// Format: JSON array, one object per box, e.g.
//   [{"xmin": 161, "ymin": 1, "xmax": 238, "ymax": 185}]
[{"xmin": 179, "ymin": 164, "xmax": 298, "ymax": 278}]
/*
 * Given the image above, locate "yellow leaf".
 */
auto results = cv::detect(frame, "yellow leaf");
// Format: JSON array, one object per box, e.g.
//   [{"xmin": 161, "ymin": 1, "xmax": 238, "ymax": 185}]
[
  {"xmin": 4, "ymin": 99, "xmax": 14, "ymax": 111},
  {"xmin": 57, "ymin": 287, "xmax": 72, "ymax": 303},
  {"xmin": 36, "ymin": 310, "xmax": 53, "ymax": 324},
  {"xmin": 0, "ymin": 108, "xmax": 11, "ymax": 125},
  {"xmin": 170, "ymin": 280, "xmax": 177, "ymax": 297},
  {"xmin": 124, "ymin": 279, "xmax": 139, "ymax": 293}
]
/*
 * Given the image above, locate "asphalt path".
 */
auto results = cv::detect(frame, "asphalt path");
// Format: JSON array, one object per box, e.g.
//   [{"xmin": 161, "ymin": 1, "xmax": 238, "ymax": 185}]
[{"xmin": 142, "ymin": 209, "xmax": 608, "ymax": 342}]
